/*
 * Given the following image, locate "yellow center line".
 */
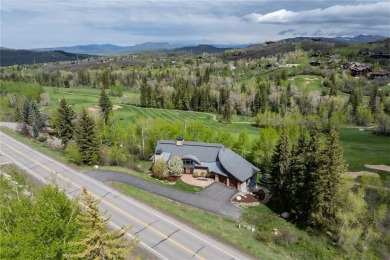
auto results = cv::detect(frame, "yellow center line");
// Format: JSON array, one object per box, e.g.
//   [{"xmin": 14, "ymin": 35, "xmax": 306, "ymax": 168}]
[{"xmin": 1, "ymin": 140, "xmax": 205, "ymax": 260}]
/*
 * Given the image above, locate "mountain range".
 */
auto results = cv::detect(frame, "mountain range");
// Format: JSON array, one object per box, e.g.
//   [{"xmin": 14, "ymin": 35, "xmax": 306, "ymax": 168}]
[{"xmin": 1, "ymin": 35, "xmax": 388, "ymax": 66}]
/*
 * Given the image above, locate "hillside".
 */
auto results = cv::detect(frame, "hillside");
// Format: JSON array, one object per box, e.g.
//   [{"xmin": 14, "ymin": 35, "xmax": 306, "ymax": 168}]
[
  {"xmin": 34, "ymin": 42, "xmax": 177, "ymax": 55},
  {"xmin": 0, "ymin": 49, "xmax": 94, "ymax": 67},
  {"xmin": 168, "ymin": 44, "xmax": 230, "ymax": 54}
]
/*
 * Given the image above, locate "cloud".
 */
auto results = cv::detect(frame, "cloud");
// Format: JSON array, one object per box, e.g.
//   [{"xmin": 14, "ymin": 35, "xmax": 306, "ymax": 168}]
[
  {"xmin": 244, "ymin": 2, "xmax": 390, "ymax": 26},
  {"xmin": 277, "ymin": 28, "xmax": 294, "ymax": 35}
]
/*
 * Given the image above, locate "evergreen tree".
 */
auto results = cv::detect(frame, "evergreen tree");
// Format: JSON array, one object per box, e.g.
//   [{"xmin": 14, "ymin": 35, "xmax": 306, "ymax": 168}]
[
  {"xmin": 269, "ymin": 127, "xmax": 292, "ymax": 209},
  {"xmin": 368, "ymin": 85, "xmax": 379, "ymax": 114},
  {"xmin": 309, "ymin": 127, "xmax": 345, "ymax": 228},
  {"xmin": 99, "ymin": 89, "xmax": 112, "ymax": 124},
  {"xmin": 290, "ymin": 128, "xmax": 311, "ymax": 222},
  {"xmin": 75, "ymin": 108, "xmax": 100, "ymax": 165},
  {"xmin": 65, "ymin": 188, "xmax": 138, "ymax": 259},
  {"xmin": 56, "ymin": 98, "xmax": 76, "ymax": 146}
]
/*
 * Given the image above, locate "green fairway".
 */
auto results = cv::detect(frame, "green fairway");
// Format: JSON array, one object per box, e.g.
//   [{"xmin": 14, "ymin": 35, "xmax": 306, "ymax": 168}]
[
  {"xmin": 340, "ymin": 128, "xmax": 390, "ymax": 171},
  {"xmin": 43, "ymin": 86, "xmax": 259, "ymax": 136},
  {"xmin": 288, "ymin": 75, "xmax": 324, "ymax": 92}
]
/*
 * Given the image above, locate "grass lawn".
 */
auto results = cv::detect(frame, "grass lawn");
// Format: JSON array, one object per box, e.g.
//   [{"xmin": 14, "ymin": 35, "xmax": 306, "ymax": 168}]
[{"xmin": 339, "ymin": 128, "xmax": 390, "ymax": 171}]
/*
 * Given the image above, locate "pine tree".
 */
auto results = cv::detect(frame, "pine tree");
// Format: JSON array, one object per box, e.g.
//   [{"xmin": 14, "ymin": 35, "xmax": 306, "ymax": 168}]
[
  {"xmin": 65, "ymin": 188, "xmax": 138, "ymax": 259},
  {"xmin": 309, "ymin": 127, "xmax": 346, "ymax": 228},
  {"xmin": 99, "ymin": 89, "xmax": 112, "ymax": 124},
  {"xmin": 56, "ymin": 98, "xmax": 76, "ymax": 146},
  {"xmin": 75, "ymin": 108, "xmax": 100, "ymax": 165},
  {"xmin": 269, "ymin": 127, "xmax": 292, "ymax": 210},
  {"xmin": 290, "ymin": 127, "xmax": 311, "ymax": 222}
]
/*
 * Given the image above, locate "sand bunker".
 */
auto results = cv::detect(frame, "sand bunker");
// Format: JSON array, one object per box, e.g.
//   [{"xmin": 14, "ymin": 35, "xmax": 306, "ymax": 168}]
[
  {"xmin": 365, "ymin": 165, "xmax": 390, "ymax": 172},
  {"xmin": 344, "ymin": 171, "xmax": 380, "ymax": 179},
  {"xmin": 88, "ymin": 105, "xmax": 122, "ymax": 113}
]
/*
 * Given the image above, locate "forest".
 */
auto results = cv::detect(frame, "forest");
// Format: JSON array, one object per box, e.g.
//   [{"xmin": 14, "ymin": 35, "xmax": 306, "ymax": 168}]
[{"xmin": 0, "ymin": 38, "xmax": 389, "ymax": 259}]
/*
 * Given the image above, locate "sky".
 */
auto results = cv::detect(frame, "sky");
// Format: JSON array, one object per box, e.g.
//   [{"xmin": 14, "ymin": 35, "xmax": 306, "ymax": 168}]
[{"xmin": 1, "ymin": 0, "xmax": 389, "ymax": 49}]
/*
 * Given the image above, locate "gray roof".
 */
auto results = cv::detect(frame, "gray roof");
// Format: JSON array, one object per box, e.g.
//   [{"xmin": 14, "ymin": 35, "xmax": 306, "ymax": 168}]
[
  {"xmin": 154, "ymin": 140, "xmax": 258, "ymax": 182},
  {"xmin": 218, "ymin": 148, "xmax": 259, "ymax": 182},
  {"xmin": 155, "ymin": 141, "xmax": 223, "ymax": 163}
]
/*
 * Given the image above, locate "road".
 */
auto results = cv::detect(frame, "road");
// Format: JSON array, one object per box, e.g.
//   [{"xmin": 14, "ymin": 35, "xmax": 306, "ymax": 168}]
[{"xmin": 0, "ymin": 131, "xmax": 252, "ymax": 260}]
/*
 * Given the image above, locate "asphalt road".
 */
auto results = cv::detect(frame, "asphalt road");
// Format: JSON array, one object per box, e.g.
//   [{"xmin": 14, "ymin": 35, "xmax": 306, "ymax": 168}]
[{"xmin": 0, "ymin": 131, "xmax": 253, "ymax": 260}]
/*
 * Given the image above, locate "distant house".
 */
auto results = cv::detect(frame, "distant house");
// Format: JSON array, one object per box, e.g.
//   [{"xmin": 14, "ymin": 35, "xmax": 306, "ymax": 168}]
[
  {"xmin": 369, "ymin": 70, "xmax": 390, "ymax": 79},
  {"xmin": 151, "ymin": 138, "xmax": 259, "ymax": 192},
  {"xmin": 349, "ymin": 62, "xmax": 372, "ymax": 76}
]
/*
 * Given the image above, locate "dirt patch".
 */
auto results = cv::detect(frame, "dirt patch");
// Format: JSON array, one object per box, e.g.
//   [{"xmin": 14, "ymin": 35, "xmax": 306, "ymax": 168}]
[
  {"xmin": 289, "ymin": 76, "xmax": 297, "ymax": 80},
  {"xmin": 344, "ymin": 171, "xmax": 380, "ymax": 179},
  {"xmin": 113, "ymin": 105, "xmax": 122, "ymax": 110},
  {"xmin": 365, "ymin": 164, "xmax": 390, "ymax": 172},
  {"xmin": 232, "ymin": 190, "xmax": 265, "ymax": 203}
]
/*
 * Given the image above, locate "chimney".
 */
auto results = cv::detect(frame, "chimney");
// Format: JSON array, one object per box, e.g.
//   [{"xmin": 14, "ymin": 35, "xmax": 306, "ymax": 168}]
[
  {"xmin": 176, "ymin": 136, "xmax": 184, "ymax": 146},
  {"xmin": 155, "ymin": 148, "xmax": 163, "ymax": 161}
]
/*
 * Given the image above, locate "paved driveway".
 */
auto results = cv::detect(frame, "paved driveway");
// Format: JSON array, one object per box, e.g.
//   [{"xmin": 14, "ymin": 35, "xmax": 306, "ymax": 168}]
[{"xmin": 85, "ymin": 170, "xmax": 243, "ymax": 220}]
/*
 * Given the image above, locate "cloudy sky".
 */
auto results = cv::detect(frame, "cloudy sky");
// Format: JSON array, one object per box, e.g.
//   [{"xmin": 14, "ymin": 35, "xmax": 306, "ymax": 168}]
[{"xmin": 1, "ymin": 0, "xmax": 389, "ymax": 49}]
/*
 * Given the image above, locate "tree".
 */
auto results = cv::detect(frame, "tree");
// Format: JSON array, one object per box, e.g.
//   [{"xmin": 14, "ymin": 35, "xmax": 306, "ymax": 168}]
[
  {"xmin": 233, "ymin": 130, "xmax": 250, "ymax": 158},
  {"xmin": 65, "ymin": 188, "xmax": 138, "ymax": 259},
  {"xmin": 309, "ymin": 127, "xmax": 345, "ymax": 228},
  {"xmin": 75, "ymin": 108, "xmax": 100, "ymax": 165},
  {"xmin": 252, "ymin": 126, "xmax": 279, "ymax": 172},
  {"xmin": 152, "ymin": 159, "xmax": 169, "ymax": 180},
  {"xmin": 269, "ymin": 127, "xmax": 291, "ymax": 209},
  {"xmin": 167, "ymin": 156, "xmax": 184, "ymax": 176},
  {"xmin": 99, "ymin": 89, "xmax": 113, "ymax": 124},
  {"xmin": 56, "ymin": 98, "xmax": 76, "ymax": 146}
]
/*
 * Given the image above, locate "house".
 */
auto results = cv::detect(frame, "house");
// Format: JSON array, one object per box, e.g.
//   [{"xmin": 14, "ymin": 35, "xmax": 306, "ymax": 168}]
[
  {"xmin": 369, "ymin": 70, "xmax": 390, "ymax": 79},
  {"xmin": 151, "ymin": 138, "xmax": 259, "ymax": 192},
  {"xmin": 349, "ymin": 62, "xmax": 372, "ymax": 76}
]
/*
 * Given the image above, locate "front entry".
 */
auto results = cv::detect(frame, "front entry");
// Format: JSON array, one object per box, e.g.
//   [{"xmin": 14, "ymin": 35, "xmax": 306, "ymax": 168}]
[{"xmin": 185, "ymin": 168, "xmax": 191, "ymax": 174}]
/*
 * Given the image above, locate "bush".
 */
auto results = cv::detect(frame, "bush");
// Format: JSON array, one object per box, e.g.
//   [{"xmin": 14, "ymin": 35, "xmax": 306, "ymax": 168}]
[
  {"xmin": 152, "ymin": 159, "xmax": 169, "ymax": 180},
  {"xmin": 254, "ymin": 230, "xmax": 275, "ymax": 243},
  {"xmin": 64, "ymin": 142, "xmax": 82, "ymax": 165},
  {"xmin": 167, "ymin": 156, "xmax": 183, "ymax": 176},
  {"xmin": 37, "ymin": 136, "xmax": 47, "ymax": 142}
]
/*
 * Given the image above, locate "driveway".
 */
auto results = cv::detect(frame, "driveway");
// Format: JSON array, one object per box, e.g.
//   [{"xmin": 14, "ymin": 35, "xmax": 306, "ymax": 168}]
[{"xmin": 85, "ymin": 170, "xmax": 243, "ymax": 220}]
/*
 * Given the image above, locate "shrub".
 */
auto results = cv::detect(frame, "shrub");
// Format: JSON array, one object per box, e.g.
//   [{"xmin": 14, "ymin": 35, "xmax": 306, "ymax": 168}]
[
  {"xmin": 167, "ymin": 156, "xmax": 183, "ymax": 176},
  {"xmin": 37, "ymin": 136, "xmax": 47, "ymax": 142},
  {"xmin": 64, "ymin": 142, "xmax": 82, "ymax": 165},
  {"xmin": 152, "ymin": 159, "xmax": 169, "ymax": 180}
]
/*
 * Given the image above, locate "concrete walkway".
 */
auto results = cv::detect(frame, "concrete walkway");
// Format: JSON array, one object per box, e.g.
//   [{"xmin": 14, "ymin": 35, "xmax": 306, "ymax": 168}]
[{"xmin": 85, "ymin": 170, "xmax": 243, "ymax": 220}]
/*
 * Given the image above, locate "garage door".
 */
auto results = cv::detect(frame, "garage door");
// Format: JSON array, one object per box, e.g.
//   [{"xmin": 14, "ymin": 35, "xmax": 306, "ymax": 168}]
[
  {"xmin": 219, "ymin": 175, "xmax": 227, "ymax": 185},
  {"xmin": 229, "ymin": 178, "xmax": 238, "ymax": 189}
]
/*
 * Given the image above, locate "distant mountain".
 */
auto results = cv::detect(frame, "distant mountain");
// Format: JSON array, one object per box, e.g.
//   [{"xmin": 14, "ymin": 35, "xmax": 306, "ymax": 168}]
[
  {"xmin": 283, "ymin": 34, "xmax": 388, "ymax": 44},
  {"xmin": 34, "ymin": 42, "xmax": 177, "ymax": 55},
  {"xmin": 169, "ymin": 44, "xmax": 230, "ymax": 54},
  {"xmin": 0, "ymin": 49, "xmax": 93, "ymax": 67}
]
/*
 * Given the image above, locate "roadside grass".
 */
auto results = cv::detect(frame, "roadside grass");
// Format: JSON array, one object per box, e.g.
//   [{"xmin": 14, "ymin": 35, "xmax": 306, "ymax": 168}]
[
  {"xmin": 111, "ymin": 181, "xmax": 286, "ymax": 260},
  {"xmin": 0, "ymin": 127, "xmax": 202, "ymax": 192},
  {"xmin": 112, "ymin": 182, "xmax": 344, "ymax": 259},
  {"xmin": 0, "ymin": 127, "xmax": 68, "ymax": 162},
  {"xmin": 339, "ymin": 128, "xmax": 390, "ymax": 171}
]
